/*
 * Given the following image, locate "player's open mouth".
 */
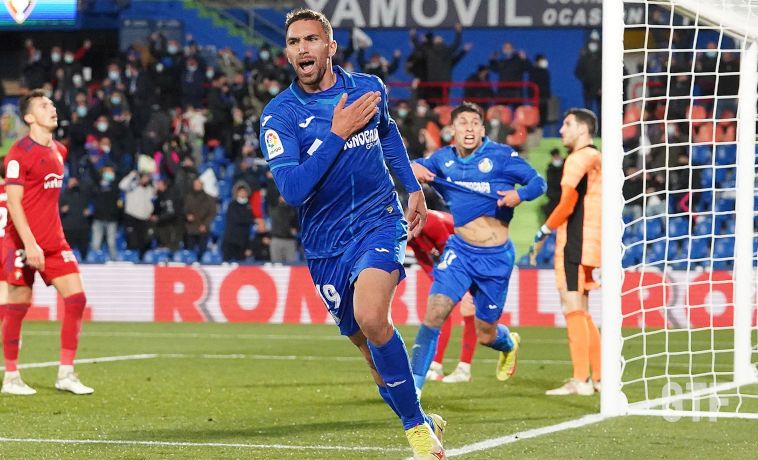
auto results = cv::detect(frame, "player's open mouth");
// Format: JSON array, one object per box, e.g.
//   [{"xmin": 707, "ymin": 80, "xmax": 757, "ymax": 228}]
[
  {"xmin": 464, "ymin": 134, "xmax": 475, "ymax": 142},
  {"xmin": 299, "ymin": 59, "xmax": 316, "ymax": 74}
]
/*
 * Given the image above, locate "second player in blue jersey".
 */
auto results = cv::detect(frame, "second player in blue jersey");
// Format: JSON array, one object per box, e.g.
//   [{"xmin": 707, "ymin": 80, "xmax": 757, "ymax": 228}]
[{"xmin": 409, "ymin": 102, "xmax": 546, "ymax": 393}]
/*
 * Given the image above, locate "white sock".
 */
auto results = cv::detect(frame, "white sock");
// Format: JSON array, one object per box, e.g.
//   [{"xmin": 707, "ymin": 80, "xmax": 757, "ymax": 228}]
[
  {"xmin": 58, "ymin": 364, "xmax": 74, "ymax": 377},
  {"xmin": 4, "ymin": 370, "xmax": 19, "ymax": 379},
  {"xmin": 456, "ymin": 362, "xmax": 471, "ymax": 373},
  {"xmin": 430, "ymin": 361, "xmax": 443, "ymax": 371}
]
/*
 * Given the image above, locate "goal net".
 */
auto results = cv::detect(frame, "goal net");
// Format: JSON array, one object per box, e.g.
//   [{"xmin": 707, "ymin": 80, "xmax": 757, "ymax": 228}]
[{"xmin": 601, "ymin": 0, "xmax": 758, "ymax": 419}]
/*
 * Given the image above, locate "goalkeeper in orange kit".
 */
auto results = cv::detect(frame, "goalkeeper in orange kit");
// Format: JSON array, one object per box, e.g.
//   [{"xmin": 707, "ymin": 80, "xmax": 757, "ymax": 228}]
[{"xmin": 529, "ymin": 108, "xmax": 602, "ymax": 396}]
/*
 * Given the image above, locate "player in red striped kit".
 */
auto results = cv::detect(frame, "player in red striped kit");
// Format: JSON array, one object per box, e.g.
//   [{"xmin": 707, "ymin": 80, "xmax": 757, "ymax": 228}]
[
  {"xmin": 1, "ymin": 89, "xmax": 93, "ymax": 395},
  {"xmin": 408, "ymin": 209, "xmax": 478, "ymax": 383}
]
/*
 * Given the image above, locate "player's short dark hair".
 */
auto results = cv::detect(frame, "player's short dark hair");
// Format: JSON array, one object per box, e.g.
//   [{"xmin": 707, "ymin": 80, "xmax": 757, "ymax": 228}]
[
  {"xmin": 285, "ymin": 8, "xmax": 332, "ymax": 40},
  {"xmin": 451, "ymin": 102, "xmax": 484, "ymax": 124},
  {"xmin": 19, "ymin": 88, "xmax": 47, "ymax": 125},
  {"xmin": 565, "ymin": 108, "xmax": 597, "ymax": 136}
]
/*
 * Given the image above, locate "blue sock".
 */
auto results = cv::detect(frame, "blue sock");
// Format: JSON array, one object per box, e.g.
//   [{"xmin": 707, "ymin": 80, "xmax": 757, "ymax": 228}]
[
  {"xmin": 377, "ymin": 385, "xmax": 401, "ymax": 419},
  {"xmin": 409, "ymin": 324, "xmax": 440, "ymax": 391},
  {"xmin": 487, "ymin": 324, "xmax": 514, "ymax": 352},
  {"xmin": 368, "ymin": 329, "xmax": 426, "ymax": 430}
]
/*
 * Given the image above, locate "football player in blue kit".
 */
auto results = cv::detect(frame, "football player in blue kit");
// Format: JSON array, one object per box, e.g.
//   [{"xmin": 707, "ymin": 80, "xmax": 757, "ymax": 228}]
[
  {"xmin": 409, "ymin": 102, "xmax": 546, "ymax": 393},
  {"xmin": 260, "ymin": 9, "xmax": 446, "ymax": 460}
]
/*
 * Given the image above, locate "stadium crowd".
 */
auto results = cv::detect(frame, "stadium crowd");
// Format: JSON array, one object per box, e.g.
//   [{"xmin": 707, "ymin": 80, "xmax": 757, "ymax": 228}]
[{"xmin": 12, "ymin": 28, "xmax": 563, "ymax": 264}]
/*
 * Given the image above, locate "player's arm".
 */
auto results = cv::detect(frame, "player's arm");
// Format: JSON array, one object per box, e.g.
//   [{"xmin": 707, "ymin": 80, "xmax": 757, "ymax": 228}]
[
  {"xmin": 497, "ymin": 153, "xmax": 547, "ymax": 208},
  {"xmin": 6, "ymin": 184, "xmax": 44, "ymax": 271},
  {"xmin": 263, "ymin": 92, "xmax": 380, "ymax": 207},
  {"xmin": 375, "ymin": 79, "xmax": 427, "ymax": 236}
]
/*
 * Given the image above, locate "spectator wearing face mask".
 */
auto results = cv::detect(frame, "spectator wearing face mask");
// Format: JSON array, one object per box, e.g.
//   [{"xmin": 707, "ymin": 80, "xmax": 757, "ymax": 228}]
[
  {"xmin": 529, "ymin": 54, "xmax": 551, "ymax": 127},
  {"xmin": 181, "ymin": 56, "xmax": 206, "ymax": 108},
  {"xmin": 575, "ymin": 37, "xmax": 602, "ymax": 118},
  {"xmin": 489, "ymin": 41, "xmax": 530, "ymax": 104},
  {"xmin": 119, "ymin": 171, "xmax": 156, "ymax": 256},
  {"xmin": 152, "ymin": 178, "xmax": 185, "ymax": 251},
  {"xmin": 59, "ymin": 176, "xmax": 93, "ymax": 260},
  {"xmin": 90, "ymin": 165, "xmax": 121, "ymax": 260},
  {"xmin": 184, "ymin": 178, "xmax": 217, "ymax": 259},
  {"xmin": 222, "ymin": 181, "xmax": 255, "ymax": 262}
]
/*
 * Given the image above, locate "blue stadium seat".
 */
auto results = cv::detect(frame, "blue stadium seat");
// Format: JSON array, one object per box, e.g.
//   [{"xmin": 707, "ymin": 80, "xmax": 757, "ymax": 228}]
[
  {"xmin": 218, "ymin": 180, "xmax": 232, "ymax": 200},
  {"xmin": 713, "ymin": 237, "xmax": 735, "ymax": 258},
  {"xmin": 700, "ymin": 168, "xmax": 714, "ymax": 187},
  {"xmin": 645, "ymin": 218, "xmax": 664, "ymax": 239},
  {"xmin": 716, "ymin": 198, "xmax": 735, "ymax": 212},
  {"xmin": 693, "ymin": 191, "xmax": 713, "ymax": 212},
  {"xmin": 85, "ymin": 249, "xmax": 108, "ymax": 264},
  {"xmin": 623, "ymin": 222, "xmax": 643, "ymax": 245},
  {"xmin": 690, "ymin": 145, "xmax": 712, "ymax": 165},
  {"xmin": 143, "ymin": 248, "xmax": 172, "ymax": 264},
  {"xmin": 622, "ymin": 250, "xmax": 640, "ymax": 268},
  {"xmin": 116, "ymin": 230, "xmax": 127, "ymax": 250},
  {"xmin": 688, "ymin": 237, "xmax": 711, "ymax": 259},
  {"xmin": 694, "ymin": 216, "xmax": 713, "ymax": 236},
  {"xmin": 173, "ymin": 249, "xmax": 198, "ymax": 264},
  {"xmin": 71, "ymin": 248, "xmax": 82, "ymax": 263},
  {"xmin": 714, "ymin": 144, "xmax": 737, "ymax": 165},
  {"xmin": 714, "ymin": 167, "xmax": 735, "ymax": 188},
  {"xmin": 666, "ymin": 241, "xmax": 682, "ymax": 261},
  {"xmin": 201, "ymin": 250, "xmax": 223, "ymax": 264},
  {"xmin": 117, "ymin": 249, "xmax": 140, "ymax": 263},
  {"xmin": 211, "ymin": 215, "xmax": 225, "ymax": 238},
  {"xmin": 645, "ymin": 241, "xmax": 666, "ymax": 264},
  {"xmin": 668, "ymin": 217, "xmax": 689, "ymax": 238},
  {"xmin": 714, "ymin": 214, "xmax": 734, "ymax": 234}
]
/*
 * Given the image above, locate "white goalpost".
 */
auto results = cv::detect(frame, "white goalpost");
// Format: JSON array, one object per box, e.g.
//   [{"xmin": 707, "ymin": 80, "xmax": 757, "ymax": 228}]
[{"xmin": 602, "ymin": 0, "xmax": 758, "ymax": 419}]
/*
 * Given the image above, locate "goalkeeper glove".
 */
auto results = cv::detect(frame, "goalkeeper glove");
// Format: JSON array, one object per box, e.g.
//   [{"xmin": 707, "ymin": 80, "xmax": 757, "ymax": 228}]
[{"xmin": 533, "ymin": 224, "xmax": 552, "ymax": 243}]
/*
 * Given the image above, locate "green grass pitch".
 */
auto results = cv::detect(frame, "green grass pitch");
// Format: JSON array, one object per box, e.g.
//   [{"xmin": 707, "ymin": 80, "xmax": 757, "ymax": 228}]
[{"xmin": 0, "ymin": 321, "xmax": 755, "ymax": 459}]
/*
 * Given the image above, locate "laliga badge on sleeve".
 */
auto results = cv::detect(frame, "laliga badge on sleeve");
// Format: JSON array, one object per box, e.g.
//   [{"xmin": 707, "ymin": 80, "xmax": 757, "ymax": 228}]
[{"xmin": 264, "ymin": 129, "xmax": 284, "ymax": 160}]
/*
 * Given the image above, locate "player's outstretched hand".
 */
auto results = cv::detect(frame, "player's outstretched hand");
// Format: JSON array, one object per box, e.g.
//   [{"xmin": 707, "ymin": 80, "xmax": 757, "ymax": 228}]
[
  {"xmin": 406, "ymin": 190, "xmax": 427, "ymax": 239},
  {"xmin": 331, "ymin": 92, "xmax": 381, "ymax": 140},
  {"xmin": 25, "ymin": 242, "xmax": 45, "ymax": 271},
  {"xmin": 497, "ymin": 190, "xmax": 521, "ymax": 207},
  {"xmin": 411, "ymin": 163, "xmax": 435, "ymax": 183}
]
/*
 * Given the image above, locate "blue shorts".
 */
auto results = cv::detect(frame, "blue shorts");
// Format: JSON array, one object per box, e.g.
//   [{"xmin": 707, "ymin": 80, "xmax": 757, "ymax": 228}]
[
  {"xmin": 307, "ymin": 217, "xmax": 408, "ymax": 336},
  {"xmin": 430, "ymin": 235, "xmax": 515, "ymax": 324}
]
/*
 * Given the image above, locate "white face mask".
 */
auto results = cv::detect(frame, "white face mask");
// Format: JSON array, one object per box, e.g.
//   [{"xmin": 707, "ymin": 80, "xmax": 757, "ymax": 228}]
[
  {"xmin": 588, "ymin": 42, "xmax": 599, "ymax": 53},
  {"xmin": 108, "ymin": 70, "xmax": 120, "ymax": 80},
  {"xmin": 551, "ymin": 159, "xmax": 563, "ymax": 167},
  {"xmin": 236, "ymin": 197, "xmax": 248, "ymax": 205},
  {"xmin": 51, "ymin": 52, "xmax": 61, "ymax": 63},
  {"xmin": 538, "ymin": 60, "xmax": 548, "ymax": 69}
]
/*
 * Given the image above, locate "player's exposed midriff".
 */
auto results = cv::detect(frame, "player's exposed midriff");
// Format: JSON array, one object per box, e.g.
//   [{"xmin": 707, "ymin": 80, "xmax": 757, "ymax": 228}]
[{"xmin": 454, "ymin": 215, "xmax": 509, "ymax": 247}]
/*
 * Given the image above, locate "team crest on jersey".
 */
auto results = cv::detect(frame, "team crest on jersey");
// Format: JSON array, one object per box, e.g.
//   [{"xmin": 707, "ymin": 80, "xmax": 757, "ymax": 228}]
[
  {"xmin": 264, "ymin": 129, "xmax": 284, "ymax": 159},
  {"xmin": 478, "ymin": 158, "xmax": 493, "ymax": 173}
]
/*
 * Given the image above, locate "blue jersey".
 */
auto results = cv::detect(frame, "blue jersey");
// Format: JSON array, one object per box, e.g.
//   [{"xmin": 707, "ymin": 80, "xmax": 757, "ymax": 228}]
[
  {"xmin": 415, "ymin": 138, "xmax": 546, "ymax": 227},
  {"xmin": 260, "ymin": 67, "xmax": 419, "ymax": 259}
]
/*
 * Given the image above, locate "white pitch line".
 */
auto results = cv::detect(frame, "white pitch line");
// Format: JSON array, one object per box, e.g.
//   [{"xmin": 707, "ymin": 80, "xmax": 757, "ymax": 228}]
[
  {"xmin": 159, "ymin": 353, "xmax": 572, "ymax": 365},
  {"xmin": 1, "ymin": 354, "xmax": 159, "ymax": 371},
  {"xmin": 0, "ymin": 437, "xmax": 406, "ymax": 452},
  {"xmin": 443, "ymin": 414, "xmax": 609, "ymax": 458}
]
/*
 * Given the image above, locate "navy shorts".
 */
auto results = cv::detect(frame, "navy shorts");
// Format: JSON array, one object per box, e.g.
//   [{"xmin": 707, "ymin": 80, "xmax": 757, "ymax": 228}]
[
  {"xmin": 307, "ymin": 217, "xmax": 408, "ymax": 336},
  {"xmin": 430, "ymin": 235, "xmax": 515, "ymax": 324}
]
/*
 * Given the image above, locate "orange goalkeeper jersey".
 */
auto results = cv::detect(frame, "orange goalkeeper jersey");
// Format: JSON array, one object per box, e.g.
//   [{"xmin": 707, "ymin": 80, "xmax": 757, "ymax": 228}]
[{"xmin": 550, "ymin": 145, "xmax": 602, "ymax": 268}]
